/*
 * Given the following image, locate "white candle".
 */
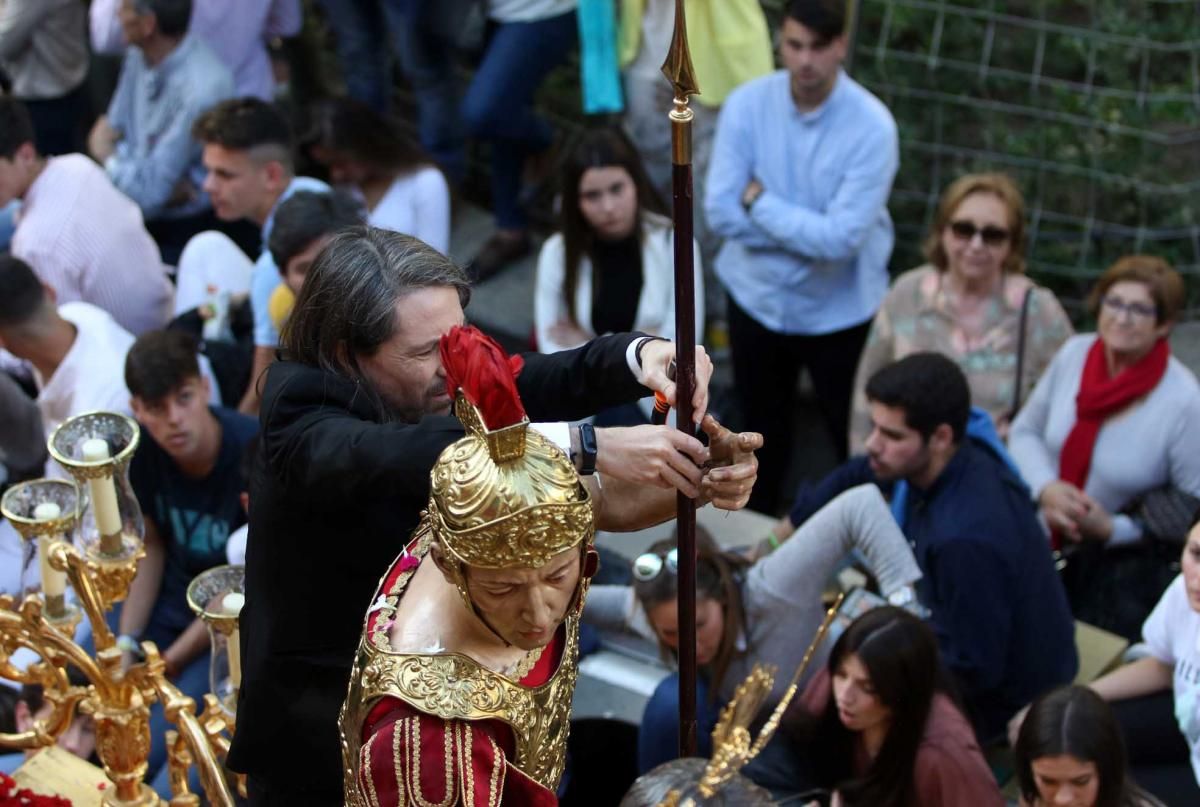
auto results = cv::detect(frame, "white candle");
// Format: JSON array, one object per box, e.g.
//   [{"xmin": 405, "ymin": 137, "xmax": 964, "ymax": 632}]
[
  {"xmin": 222, "ymin": 593, "xmax": 245, "ymax": 689},
  {"xmin": 33, "ymin": 502, "xmax": 66, "ymax": 618},
  {"xmin": 81, "ymin": 438, "xmax": 122, "ymax": 555}
]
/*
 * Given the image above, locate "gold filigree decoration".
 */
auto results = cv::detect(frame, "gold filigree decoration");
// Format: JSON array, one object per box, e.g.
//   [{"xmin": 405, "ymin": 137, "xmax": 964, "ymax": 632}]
[
  {"xmin": 429, "ymin": 500, "xmax": 593, "ymax": 570},
  {"xmin": 695, "ymin": 595, "xmax": 845, "ymax": 799},
  {"xmin": 429, "ymin": 399, "xmax": 591, "ymax": 570}
]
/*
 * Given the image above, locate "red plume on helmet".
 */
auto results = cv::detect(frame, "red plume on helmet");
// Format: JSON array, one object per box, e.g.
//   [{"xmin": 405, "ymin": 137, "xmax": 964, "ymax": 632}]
[{"xmin": 439, "ymin": 325, "xmax": 526, "ymax": 430}]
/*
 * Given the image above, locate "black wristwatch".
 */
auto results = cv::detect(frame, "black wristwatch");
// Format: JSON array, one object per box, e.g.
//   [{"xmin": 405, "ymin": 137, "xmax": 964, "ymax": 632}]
[{"xmin": 577, "ymin": 423, "xmax": 598, "ymax": 476}]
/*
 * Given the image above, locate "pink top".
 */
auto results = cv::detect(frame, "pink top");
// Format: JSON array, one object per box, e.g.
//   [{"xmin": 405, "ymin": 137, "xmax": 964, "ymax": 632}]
[
  {"xmin": 801, "ymin": 668, "xmax": 1004, "ymax": 807},
  {"xmin": 14, "ymin": 155, "xmax": 173, "ymax": 335},
  {"xmin": 89, "ymin": 0, "xmax": 300, "ymax": 101}
]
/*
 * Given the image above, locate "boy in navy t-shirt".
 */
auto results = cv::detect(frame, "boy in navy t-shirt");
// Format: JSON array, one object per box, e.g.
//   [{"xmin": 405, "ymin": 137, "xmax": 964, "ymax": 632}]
[{"xmin": 121, "ymin": 329, "xmax": 258, "ymax": 790}]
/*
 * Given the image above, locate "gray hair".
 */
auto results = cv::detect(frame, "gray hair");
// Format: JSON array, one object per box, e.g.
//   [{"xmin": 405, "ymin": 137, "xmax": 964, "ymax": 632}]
[
  {"xmin": 281, "ymin": 226, "xmax": 470, "ymax": 417},
  {"xmin": 131, "ymin": 0, "xmax": 192, "ymax": 37}
]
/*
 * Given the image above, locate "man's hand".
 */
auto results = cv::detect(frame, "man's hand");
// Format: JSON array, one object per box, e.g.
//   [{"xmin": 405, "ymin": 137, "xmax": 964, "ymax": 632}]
[
  {"xmin": 1038, "ymin": 480, "xmax": 1089, "ymax": 541},
  {"xmin": 637, "ymin": 339, "xmax": 713, "ymax": 425},
  {"xmin": 741, "ymin": 178, "xmax": 764, "ymax": 209},
  {"xmin": 595, "ymin": 425, "xmax": 708, "ymax": 498},
  {"xmin": 698, "ymin": 415, "xmax": 761, "ymax": 511},
  {"xmin": 88, "ymin": 116, "xmax": 120, "ymax": 163}
]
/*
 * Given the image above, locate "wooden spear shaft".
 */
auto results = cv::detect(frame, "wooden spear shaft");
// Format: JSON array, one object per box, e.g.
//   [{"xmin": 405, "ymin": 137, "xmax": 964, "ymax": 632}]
[{"xmin": 662, "ymin": 0, "xmax": 701, "ymax": 759}]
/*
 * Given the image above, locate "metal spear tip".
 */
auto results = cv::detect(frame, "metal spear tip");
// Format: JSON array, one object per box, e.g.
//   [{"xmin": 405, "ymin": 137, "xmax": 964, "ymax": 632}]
[{"xmin": 660, "ymin": 0, "xmax": 700, "ymax": 101}]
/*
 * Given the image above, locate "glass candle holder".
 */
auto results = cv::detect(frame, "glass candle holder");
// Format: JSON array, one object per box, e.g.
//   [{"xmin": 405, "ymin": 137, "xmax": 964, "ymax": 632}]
[
  {"xmin": 47, "ymin": 412, "xmax": 144, "ymax": 562},
  {"xmin": 187, "ymin": 564, "xmax": 246, "ymax": 719},
  {"xmin": 0, "ymin": 478, "xmax": 84, "ymax": 625}
]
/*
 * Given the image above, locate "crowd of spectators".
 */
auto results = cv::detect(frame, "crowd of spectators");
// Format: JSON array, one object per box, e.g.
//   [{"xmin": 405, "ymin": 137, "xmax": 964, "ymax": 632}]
[{"xmin": 0, "ymin": 0, "xmax": 1197, "ymax": 804}]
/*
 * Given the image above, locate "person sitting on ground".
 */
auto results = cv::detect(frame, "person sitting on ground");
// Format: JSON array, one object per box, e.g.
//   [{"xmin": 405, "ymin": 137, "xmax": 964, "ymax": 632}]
[
  {"xmin": 120, "ymin": 328, "xmax": 258, "ymax": 796},
  {"xmin": 264, "ymin": 189, "xmax": 364, "ymax": 334},
  {"xmin": 585, "ymin": 484, "xmax": 922, "ymax": 783},
  {"xmin": 1010, "ymin": 255, "xmax": 1200, "ymax": 641},
  {"xmin": 0, "ymin": 254, "xmax": 133, "ymax": 615},
  {"xmin": 179, "ymin": 97, "xmax": 328, "ymax": 414},
  {"xmin": 0, "ymin": 669, "xmax": 96, "ymax": 774},
  {"xmin": 303, "ymin": 97, "xmax": 450, "ymax": 254},
  {"xmin": 90, "ymin": 0, "xmax": 300, "ymax": 102},
  {"xmin": 0, "ymin": 255, "xmax": 134, "ymax": 456},
  {"xmin": 769, "ymin": 353, "xmax": 1078, "ymax": 741},
  {"xmin": 87, "ymin": 0, "xmax": 234, "ymax": 261},
  {"xmin": 848, "ymin": 172, "xmax": 1072, "ymax": 449},
  {"xmin": 783, "ymin": 606, "xmax": 1002, "ymax": 806},
  {"xmin": 1012, "ymin": 517, "xmax": 1200, "ymax": 805},
  {"xmin": 535, "ymin": 127, "xmax": 702, "ymax": 356},
  {"xmin": 0, "ymin": 97, "xmax": 172, "ymax": 335},
  {"xmin": 1014, "ymin": 685, "xmax": 1164, "ymax": 807}
]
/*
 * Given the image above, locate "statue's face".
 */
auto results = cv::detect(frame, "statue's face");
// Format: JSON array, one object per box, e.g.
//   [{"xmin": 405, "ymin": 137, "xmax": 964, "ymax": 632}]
[{"xmin": 465, "ymin": 548, "xmax": 582, "ymax": 651}]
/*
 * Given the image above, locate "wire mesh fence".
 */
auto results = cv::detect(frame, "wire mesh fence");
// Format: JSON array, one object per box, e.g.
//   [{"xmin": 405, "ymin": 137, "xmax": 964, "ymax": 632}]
[{"xmin": 801, "ymin": 0, "xmax": 1200, "ymax": 318}]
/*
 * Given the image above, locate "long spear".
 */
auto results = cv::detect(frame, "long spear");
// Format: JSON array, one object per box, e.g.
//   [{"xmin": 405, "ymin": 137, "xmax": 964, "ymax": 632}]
[{"xmin": 661, "ymin": 0, "xmax": 701, "ymax": 759}]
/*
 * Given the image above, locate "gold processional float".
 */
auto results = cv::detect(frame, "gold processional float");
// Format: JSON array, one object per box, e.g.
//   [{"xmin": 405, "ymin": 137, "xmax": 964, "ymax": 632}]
[{"xmin": 0, "ymin": 411, "xmax": 243, "ymax": 806}]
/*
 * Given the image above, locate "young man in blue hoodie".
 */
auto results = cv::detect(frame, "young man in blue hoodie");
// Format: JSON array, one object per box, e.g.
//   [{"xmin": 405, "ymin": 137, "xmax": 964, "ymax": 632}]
[{"xmin": 774, "ymin": 352, "xmax": 1077, "ymax": 742}]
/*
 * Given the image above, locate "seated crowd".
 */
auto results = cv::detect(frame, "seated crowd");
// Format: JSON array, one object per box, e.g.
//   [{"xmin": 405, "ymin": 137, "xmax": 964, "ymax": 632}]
[{"xmin": 0, "ymin": 0, "xmax": 1197, "ymax": 805}]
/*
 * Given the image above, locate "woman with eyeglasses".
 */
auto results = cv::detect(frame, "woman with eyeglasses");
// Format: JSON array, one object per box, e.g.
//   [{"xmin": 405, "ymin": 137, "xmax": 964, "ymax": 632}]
[
  {"xmin": 1009, "ymin": 256, "xmax": 1200, "ymax": 639},
  {"xmin": 782, "ymin": 607, "xmax": 1003, "ymax": 807},
  {"xmin": 584, "ymin": 484, "xmax": 922, "ymax": 782},
  {"xmin": 847, "ymin": 173, "xmax": 1072, "ymax": 451}
]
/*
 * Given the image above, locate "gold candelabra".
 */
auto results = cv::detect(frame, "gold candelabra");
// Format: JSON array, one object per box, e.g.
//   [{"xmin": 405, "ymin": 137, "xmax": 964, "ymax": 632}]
[{"xmin": 0, "ymin": 412, "xmax": 237, "ymax": 806}]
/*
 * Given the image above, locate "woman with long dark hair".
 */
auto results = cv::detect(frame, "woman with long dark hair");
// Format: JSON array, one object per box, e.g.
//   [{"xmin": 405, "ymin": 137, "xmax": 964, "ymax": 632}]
[
  {"xmin": 534, "ymin": 127, "xmax": 703, "ymax": 356},
  {"xmin": 304, "ymin": 97, "xmax": 450, "ymax": 253},
  {"xmin": 1014, "ymin": 685, "xmax": 1162, "ymax": 807},
  {"xmin": 789, "ymin": 607, "xmax": 1002, "ymax": 807}
]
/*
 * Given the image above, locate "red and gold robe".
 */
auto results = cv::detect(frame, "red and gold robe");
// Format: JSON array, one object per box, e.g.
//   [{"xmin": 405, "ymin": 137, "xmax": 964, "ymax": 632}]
[{"xmin": 339, "ymin": 529, "xmax": 584, "ymax": 806}]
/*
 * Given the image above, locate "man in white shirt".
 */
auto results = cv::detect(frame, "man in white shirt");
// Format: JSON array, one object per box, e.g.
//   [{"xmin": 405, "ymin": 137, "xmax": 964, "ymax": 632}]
[
  {"xmin": 0, "ymin": 255, "xmax": 135, "ymax": 453},
  {"xmin": 181, "ymin": 97, "xmax": 328, "ymax": 414},
  {"xmin": 0, "ymin": 97, "xmax": 173, "ymax": 335},
  {"xmin": 0, "ymin": 254, "xmax": 134, "ymax": 598}
]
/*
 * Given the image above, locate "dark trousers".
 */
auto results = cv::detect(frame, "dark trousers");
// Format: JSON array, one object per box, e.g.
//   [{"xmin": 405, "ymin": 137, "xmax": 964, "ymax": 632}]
[
  {"xmin": 1112, "ymin": 691, "xmax": 1200, "ymax": 804},
  {"xmin": 23, "ymin": 84, "xmax": 86, "ymax": 156},
  {"xmin": 148, "ymin": 211, "xmax": 260, "ymax": 268},
  {"xmin": 727, "ymin": 293, "xmax": 871, "ymax": 514},
  {"xmin": 248, "ymin": 776, "xmax": 341, "ymax": 806}
]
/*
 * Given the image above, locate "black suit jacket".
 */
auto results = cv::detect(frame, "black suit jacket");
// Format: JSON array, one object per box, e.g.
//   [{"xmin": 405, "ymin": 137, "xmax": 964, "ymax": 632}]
[{"xmin": 227, "ymin": 333, "xmax": 647, "ymax": 793}]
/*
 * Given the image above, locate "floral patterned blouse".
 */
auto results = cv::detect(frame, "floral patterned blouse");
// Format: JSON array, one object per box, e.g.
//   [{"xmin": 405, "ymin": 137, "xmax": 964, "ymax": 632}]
[{"xmin": 848, "ymin": 264, "xmax": 1073, "ymax": 452}]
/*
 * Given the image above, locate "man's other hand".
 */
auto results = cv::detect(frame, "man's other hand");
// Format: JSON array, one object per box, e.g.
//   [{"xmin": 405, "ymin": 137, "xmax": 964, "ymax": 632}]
[{"xmin": 638, "ymin": 339, "xmax": 713, "ymax": 425}]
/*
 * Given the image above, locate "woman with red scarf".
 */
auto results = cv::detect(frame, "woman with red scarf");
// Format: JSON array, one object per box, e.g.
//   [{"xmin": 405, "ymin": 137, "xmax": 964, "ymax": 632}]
[{"xmin": 1010, "ymin": 256, "xmax": 1200, "ymax": 639}]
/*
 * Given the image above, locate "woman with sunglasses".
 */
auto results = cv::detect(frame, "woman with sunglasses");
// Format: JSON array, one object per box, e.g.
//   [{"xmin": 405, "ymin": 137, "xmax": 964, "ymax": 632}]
[
  {"xmin": 783, "ymin": 607, "xmax": 1003, "ymax": 807},
  {"xmin": 1009, "ymin": 256, "xmax": 1200, "ymax": 639},
  {"xmin": 584, "ymin": 484, "xmax": 922, "ymax": 781},
  {"xmin": 847, "ymin": 173, "xmax": 1072, "ymax": 450}
]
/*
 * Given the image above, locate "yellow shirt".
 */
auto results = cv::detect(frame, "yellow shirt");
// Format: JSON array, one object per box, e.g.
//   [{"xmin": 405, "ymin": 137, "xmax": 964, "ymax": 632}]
[{"xmin": 618, "ymin": 0, "xmax": 774, "ymax": 107}]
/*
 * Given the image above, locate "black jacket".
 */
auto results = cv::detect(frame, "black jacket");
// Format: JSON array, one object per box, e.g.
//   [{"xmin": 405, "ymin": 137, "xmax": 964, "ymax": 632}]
[{"xmin": 227, "ymin": 333, "xmax": 646, "ymax": 794}]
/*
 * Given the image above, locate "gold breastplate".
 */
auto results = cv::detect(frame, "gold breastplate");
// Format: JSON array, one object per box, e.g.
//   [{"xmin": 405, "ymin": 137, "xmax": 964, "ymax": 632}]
[{"xmin": 339, "ymin": 527, "xmax": 583, "ymax": 804}]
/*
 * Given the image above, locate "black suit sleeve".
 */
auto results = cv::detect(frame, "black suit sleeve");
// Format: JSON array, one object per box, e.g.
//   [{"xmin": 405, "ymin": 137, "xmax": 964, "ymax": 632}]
[
  {"xmin": 260, "ymin": 334, "xmax": 646, "ymax": 509},
  {"xmin": 517, "ymin": 332, "xmax": 648, "ymax": 422}
]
